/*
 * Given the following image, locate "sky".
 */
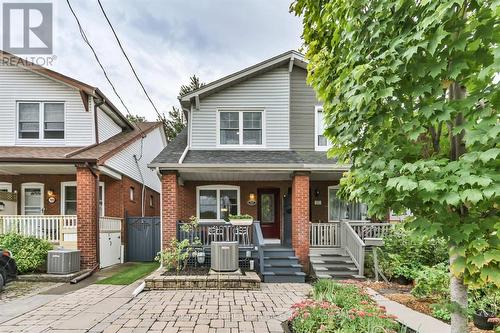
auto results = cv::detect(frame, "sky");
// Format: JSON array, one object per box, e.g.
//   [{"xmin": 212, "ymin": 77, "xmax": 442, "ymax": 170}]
[{"xmin": 47, "ymin": 0, "xmax": 303, "ymax": 121}]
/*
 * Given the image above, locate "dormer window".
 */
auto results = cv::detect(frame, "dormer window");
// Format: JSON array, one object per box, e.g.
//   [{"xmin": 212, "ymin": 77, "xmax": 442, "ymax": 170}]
[
  {"xmin": 315, "ymin": 106, "xmax": 330, "ymax": 151},
  {"xmin": 218, "ymin": 110, "xmax": 264, "ymax": 147},
  {"xmin": 18, "ymin": 102, "xmax": 64, "ymax": 140}
]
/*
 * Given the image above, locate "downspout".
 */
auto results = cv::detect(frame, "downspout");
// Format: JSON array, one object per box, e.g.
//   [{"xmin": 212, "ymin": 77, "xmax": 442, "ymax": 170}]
[
  {"xmin": 155, "ymin": 166, "xmax": 163, "ymax": 269},
  {"xmin": 133, "ymin": 136, "xmax": 146, "ymax": 217}
]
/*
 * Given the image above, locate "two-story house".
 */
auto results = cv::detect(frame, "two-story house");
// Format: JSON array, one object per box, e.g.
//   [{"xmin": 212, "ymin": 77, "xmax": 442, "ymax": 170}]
[
  {"xmin": 0, "ymin": 51, "xmax": 167, "ymax": 269},
  {"xmin": 150, "ymin": 51, "xmax": 374, "ymax": 282}
]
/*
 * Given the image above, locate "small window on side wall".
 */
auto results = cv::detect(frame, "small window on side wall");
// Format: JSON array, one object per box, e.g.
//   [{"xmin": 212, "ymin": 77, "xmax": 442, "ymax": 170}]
[
  {"xmin": 149, "ymin": 195, "xmax": 154, "ymax": 207},
  {"xmin": 129, "ymin": 187, "xmax": 135, "ymax": 201}
]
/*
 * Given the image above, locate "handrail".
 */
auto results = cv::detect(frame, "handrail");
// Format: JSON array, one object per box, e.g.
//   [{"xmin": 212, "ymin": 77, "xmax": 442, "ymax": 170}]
[
  {"xmin": 252, "ymin": 221, "xmax": 265, "ymax": 275},
  {"xmin": 340, "ymin": 220, "xmax": 365, "ymax": 276},
  {"xmin": 349, "ymin": 222, "xmax": 393, "ymax": 240}
]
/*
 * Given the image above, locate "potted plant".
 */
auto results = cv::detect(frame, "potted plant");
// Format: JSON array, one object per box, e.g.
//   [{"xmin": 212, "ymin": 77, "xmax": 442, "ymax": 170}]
[
  {"xmin": 471, "ymin": 288, "xmax": 499, "ymax": 330},
  {"xmin": 229, "ymin": 214, "xmax": 253, "ymax": 226}
]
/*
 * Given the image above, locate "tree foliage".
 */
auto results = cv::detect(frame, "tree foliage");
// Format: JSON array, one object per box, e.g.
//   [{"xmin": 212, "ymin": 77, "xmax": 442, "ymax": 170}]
[
  {"xmin": 126, "ymin": 114, "xmax": 146, "ymax": 123},
  {"xmin": 179, "ymin": 74, "xmax": 205, "ymax": 97},
  {"xmin": 158, "ymin": 106, "xmax": 186, "ymax": 142},
  {"xmin": 291, "ymin": 0, "xmax": 499, "ymax": 292}
]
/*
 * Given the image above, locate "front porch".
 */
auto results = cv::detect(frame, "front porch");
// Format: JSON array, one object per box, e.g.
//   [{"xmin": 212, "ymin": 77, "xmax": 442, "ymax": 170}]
[{"xmin": 161, "ymin": 169, "xmax": 393, "ymax": 282}]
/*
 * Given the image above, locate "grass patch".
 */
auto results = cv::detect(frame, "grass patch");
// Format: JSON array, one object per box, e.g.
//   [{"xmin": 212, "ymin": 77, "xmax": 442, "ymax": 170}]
[{"xmin": 96, "ymin": 262, "xmax": 159, "ymax": 285}]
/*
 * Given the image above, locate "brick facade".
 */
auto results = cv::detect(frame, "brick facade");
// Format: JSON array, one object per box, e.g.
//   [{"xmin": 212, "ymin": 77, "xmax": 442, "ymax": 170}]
[
  {"xmin": 161, "ymin": 172, "xmax": 178, "ymax": 249},
  {"xmin": 76, "ymin": 166, "xmax": 99, "ymax": 269},
  {"xmin": 292, "ymin": 173, "xmax": 310, "ymax": 270}
]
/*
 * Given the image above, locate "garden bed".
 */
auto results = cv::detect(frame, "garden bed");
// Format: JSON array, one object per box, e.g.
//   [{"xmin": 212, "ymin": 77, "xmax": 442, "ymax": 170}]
[{"xmin": 161, "ymin": 266, "xmax": 209, "ymax": 276}]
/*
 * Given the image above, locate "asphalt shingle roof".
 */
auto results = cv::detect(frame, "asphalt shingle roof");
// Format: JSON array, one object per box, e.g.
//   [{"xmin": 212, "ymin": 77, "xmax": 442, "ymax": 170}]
[{"xmin": 150, "ymin": 129, "xmax": 338, "ymax": 166}]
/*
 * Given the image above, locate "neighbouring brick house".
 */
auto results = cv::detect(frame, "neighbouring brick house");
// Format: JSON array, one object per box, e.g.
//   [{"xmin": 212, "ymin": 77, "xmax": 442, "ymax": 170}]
[
  {"xmin": 149, "ymin": 51, "xmax": 379, "ymax": 282},
  {"xmin": 0, "ymin": 51, "xmax": 166, "ymax": 269}
]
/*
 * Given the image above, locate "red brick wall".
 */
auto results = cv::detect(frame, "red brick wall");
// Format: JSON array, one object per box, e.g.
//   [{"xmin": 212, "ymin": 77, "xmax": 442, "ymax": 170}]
[
  {"xmin": 121, "ymin": 175, "xmax": 160, "ymax": 217},
  {"xmin": 292, "ymin": 173, "xmax": 310, "ymax": 270},
  {"xmin": 0, "ymin": 174, "xmax": 160, "ymax": 219},
  {"xmin": 0, "ymin": 174, "xmax": 75, "ymax": 214},
  {"xmin": 161, "ymin": 172, "xmax": 178, "ymax": 248},
  {"xmin": 76, "ymin": 167, "xmax": 98, "ymax": 269}
]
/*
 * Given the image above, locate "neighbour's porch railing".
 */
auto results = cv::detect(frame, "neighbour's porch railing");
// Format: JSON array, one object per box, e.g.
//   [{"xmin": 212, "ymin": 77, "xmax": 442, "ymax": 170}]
[
  {"xmin": 176, "ymin": 221, "xmax": 254, "ymax": 247},
  {"xmin": 99, "ymin": 216, "xmax": 122, "ymax": 232},
  {"xmin": 349, "ymin": 221, "xmax": 394, "ymax": 241},
  {"xmin": 0, "ymin": 215, "xmax": 77, "ymax": 243}
]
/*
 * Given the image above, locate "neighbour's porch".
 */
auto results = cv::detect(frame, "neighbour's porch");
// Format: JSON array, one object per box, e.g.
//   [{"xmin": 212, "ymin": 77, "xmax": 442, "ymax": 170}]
[{"xmin": 0, "ymin": 163, "xmax": 124, "ymax": 268}]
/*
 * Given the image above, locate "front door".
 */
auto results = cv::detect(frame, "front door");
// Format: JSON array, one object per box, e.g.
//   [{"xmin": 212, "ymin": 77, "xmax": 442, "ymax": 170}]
[
  {"xmin": 258, "ymin": 188, "xmax": 280, "ymax": 239},
  {"xmin": 21, "ymin": 183, "xmax": 44, "ymax": 215}
]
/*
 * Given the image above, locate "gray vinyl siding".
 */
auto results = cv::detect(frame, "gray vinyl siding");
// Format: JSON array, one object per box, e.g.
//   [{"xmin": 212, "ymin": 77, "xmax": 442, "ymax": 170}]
[
  {"xmin": 191, "ymin": 65, "xmax": 290, "ymax": 149},
  {"xmin": 290, "ymin": 66, "xmax": 320, "ymax": 151},
  {"xmin": 0, "ymin": 64, "xmax": 95, "ymax": 146}
]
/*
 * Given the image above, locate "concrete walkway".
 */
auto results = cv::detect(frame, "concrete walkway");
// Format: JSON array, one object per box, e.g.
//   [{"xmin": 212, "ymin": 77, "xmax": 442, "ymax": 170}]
[{"xmin": 366, "ymin": 288, "xmax": 451, "ymax": 333}]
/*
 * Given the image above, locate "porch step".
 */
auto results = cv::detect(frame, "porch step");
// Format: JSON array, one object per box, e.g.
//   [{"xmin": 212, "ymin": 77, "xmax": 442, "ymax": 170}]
[
  {"xmin": 310, "ymin": 253, "xmax": 362, "ymax": 280},
  {"xmin": 262, "ymin": 247, "xmax": 305, "ymax": 283},
  {"xmin": 261, "ymin": 271, "xmax": 306, "ymax": 283}
]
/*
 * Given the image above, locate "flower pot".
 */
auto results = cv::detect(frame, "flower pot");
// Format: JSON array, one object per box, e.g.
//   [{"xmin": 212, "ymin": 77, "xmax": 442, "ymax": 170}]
[
  {"xmin": 229, "ymin": 218, "xmax": 253, "ymax": 226},
  {"xmin": 473, "ymin": 311, "xmax": 495, "ymax": 330},
  {"xmin": 393, "ymin": 275, "xmax": 412, "ymax": 285}
]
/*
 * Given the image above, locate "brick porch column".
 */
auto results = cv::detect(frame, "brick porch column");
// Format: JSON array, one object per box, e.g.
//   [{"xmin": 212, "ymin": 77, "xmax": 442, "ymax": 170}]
[
  {"xmin": 76, "ymin": 165, "xmax": 99, "ymax": 269},
  {"xmin": 292, "ymin": 171, "xmax": 310, "ymax": 271},
  {"xmin": 161, "ymin": 171, "xmax": 178, "ymax": 249}
]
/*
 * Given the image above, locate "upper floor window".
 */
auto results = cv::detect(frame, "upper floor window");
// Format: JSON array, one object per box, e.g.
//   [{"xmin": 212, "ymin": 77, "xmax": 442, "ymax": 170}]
[
  {"xmin": 18, "ymin": 102, "xmax": 64, "ymax": 140},
  {"xmin": 218, "ymin": 110, "xmax": 263, "ymax": 146},
  {"xmin": 315, "ymin": 106, "xmax": 330, "ymax": 151}
]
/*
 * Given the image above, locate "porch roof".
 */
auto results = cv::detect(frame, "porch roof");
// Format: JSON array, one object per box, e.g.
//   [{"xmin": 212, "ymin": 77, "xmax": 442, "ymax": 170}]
[{"xmin": 0, "ymin": 122, "xmax": 161, "ymax": 164}]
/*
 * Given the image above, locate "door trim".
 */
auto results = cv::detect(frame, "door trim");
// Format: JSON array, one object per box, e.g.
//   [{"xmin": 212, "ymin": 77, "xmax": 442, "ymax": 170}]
[{"xmin": 21, "ymin": 182, "xmax": 44, "ymax": 215}]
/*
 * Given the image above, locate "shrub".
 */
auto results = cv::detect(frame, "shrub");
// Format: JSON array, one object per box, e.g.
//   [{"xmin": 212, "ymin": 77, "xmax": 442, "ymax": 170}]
[
  {"xmin": 290, "ymin": 280, "xmax": 400, "ymax": 333},
  {"xmin": 0, "ymin": 233, "xmax": 53, "ymax": 273},
  {"xmin": 411, "ymin": 263, "xmax": 450, "ymax": 300},
  {"xmin": 379, "ymin": 224, "xmax": 448, "ymax": 281}
]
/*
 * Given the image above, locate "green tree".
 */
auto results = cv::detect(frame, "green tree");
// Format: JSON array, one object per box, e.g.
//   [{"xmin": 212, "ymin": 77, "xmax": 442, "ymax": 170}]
[
  {"xmin": 158, "ymin": 106, "xmax": 186, "ymax": 142},
  {"xmin": 126, "ymin": 114, "xmax": 146, "ymax": 123},
  {"xmin": 179, "ymin": 74, "xmax": 205, "ymax": 97},
  {"xmin": 292, "ymin": 1, "xmax": 499, "ymax": 332}
]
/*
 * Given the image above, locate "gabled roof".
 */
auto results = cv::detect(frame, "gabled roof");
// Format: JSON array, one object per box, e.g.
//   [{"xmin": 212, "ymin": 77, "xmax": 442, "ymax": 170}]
[
  {"xmin": 0, "ymin": 122, "xmax": 162, "ymax": 164},
  {"xmin": 179, "ymin": 50, "xmax": 307, "ymax": 108},
  {"xmin": 0, "ymin": 50, "xmax": 133, "ymax": 130}
]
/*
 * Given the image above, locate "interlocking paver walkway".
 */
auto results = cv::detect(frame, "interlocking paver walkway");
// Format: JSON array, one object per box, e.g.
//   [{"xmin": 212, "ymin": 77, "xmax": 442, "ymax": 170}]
[{"xmin": 0, "ymin": 283, "xmax": 311, "ymax": 333}]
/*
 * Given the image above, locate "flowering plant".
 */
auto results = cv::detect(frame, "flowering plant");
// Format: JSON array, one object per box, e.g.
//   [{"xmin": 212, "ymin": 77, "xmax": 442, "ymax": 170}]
[{"xmin": 289, "ymin": 281, "xmax": 400, "ymax": 333}]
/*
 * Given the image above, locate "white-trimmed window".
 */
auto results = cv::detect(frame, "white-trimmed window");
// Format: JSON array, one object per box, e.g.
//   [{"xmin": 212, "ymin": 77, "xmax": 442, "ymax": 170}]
[
  {"xmin": 61, "ymin": 181, "xmax": 105, "ymax": 216},
  {"xmin": 328, "ymin": 186, "xmax": 368, "ymax": 221},
  {"xmin": 196, "ymin": 185, "xmax": 240, "ymax": 221},
  {"xmin": 18, "ymin": 102, "xmax": 65, "ymax": 140},
  {"xmin": 315, "ymin": 106, "xmax": 331, "ymax": 151},
  {"xmin": 218, "ymin": 110, "xmax": 264, "ymax": 146},
  {"xmin": 129, "ymin": 187, "xmax": 135, "ymax": 201}
]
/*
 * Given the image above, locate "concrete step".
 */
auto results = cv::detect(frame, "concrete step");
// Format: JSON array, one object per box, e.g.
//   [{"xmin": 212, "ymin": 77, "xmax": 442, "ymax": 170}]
[
  {"xmin": 310, "ymin": 258, "xmax": 354, "ymax": 265},
  {"xmin": 316, "ymin": 273, "xmax": 365, "ymax": 280},
  {"xmin": 263, "ymin": 249, "xmax": 296, "ymax": 257},
  {"xmin": 312, "ymin": 265, "xmax": 357, "ymax": 272},
  {"xmin": 264, "ymin": 256, "xmax": 300, "ymax": 266}
]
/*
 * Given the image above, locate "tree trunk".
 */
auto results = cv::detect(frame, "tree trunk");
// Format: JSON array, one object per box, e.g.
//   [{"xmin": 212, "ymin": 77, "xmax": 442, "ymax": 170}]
[
  {"xmin": 450, "ymin": 254, "xmax": 468, "ymax": 333},
  {"xmin": 448, "ymin": 81, "xmax": 468, "ymax": 332}
]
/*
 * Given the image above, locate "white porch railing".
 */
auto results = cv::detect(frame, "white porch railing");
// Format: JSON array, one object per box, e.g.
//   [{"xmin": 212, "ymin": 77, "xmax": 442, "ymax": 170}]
[
  {"xmin": 100, "ymin": 217, "xmax": 122, "ymax": 232},
  {"xmin": 310, "ymin": 222, "xmax": 340, "ymax": 247},
  {"xmin": 0, "ymin": 215, "xmax": 77, "ymax": 243},
  {"xmin": 340, "ymin": 220, "xmax": 365, "ymax": 276},
  {"xmin": 349, "ymin": 221, "xmax": 394, "ymax": 240}
]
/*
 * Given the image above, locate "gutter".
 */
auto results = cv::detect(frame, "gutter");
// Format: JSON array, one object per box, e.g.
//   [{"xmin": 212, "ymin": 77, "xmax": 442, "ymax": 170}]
[{"xmin": 148, "ymin": 163, "xmax": 351, "ymax": 171}]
